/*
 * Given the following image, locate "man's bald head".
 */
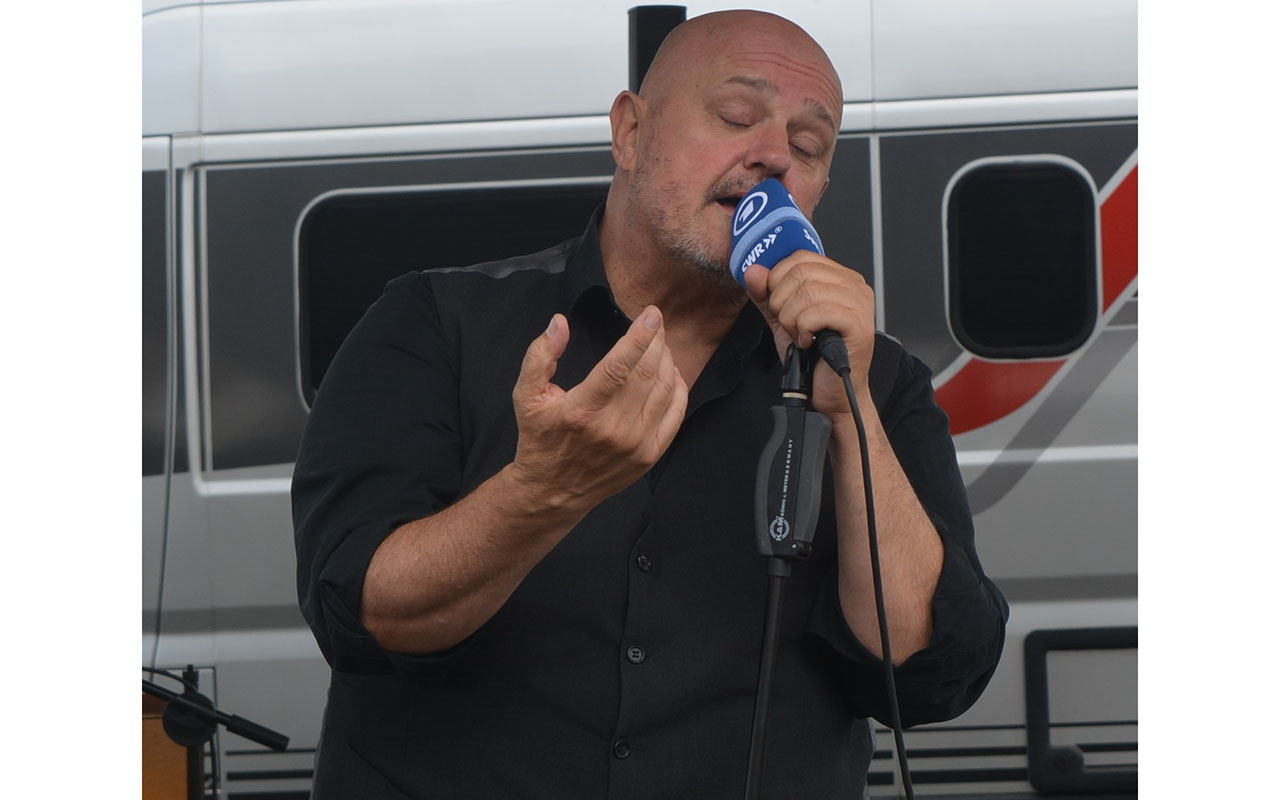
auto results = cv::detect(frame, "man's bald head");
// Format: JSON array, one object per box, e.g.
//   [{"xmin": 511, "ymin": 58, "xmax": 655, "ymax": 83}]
[
  {"xmin": 638, "ymin": 10, "xmax": 842, "ymax": 126},
  {"xmin": 601, "ymin": 10, "xmax": 844, "ymax": 289}
]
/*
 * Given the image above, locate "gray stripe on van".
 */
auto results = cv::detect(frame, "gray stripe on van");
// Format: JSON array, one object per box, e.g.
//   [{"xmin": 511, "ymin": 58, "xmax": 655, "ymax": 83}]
[
  {"xmin": 143, "ymin": 605, "xmax": 308, "ymax": 634},
  {"xmin": 995, "ymin": 573, "xmax": 1136, "ymax": 602},
  {"xmin": 965, "ymin": 327, "xmax": 1136, "ymax": 514},
  {"xmin": 1108, "ymin": 299, "xmax": 1138, "ymax": 327}
]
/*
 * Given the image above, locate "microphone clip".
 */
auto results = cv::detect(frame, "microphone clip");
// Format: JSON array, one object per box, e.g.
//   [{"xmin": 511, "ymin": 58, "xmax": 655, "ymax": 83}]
[
  {"xmin": 754, "ymin": 345, "xmax": 831, "ymax": 564},
  {"xmin": 780, "ymin": 342, "xmax": 821, "ymax": 396}
]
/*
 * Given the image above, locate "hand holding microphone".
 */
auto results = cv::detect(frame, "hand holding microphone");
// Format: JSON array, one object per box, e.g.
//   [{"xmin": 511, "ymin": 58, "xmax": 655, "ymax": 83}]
[{"xmin": 731, "ymin": 179, "xmax": 876, "ymax": 413}]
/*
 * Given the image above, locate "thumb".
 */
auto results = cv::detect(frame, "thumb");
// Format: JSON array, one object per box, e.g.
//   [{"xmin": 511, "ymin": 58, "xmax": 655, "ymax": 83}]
[
  {"xmin": 744, "ymin": 264, "xmax": 795, "ymax": 361},
  {"xmin": 513, "ymin": 314, "xmax": 570, "ymax": 408},
  {"xmin": 744, "ymin": 264, "xmax": 779, "ymax": 327}
]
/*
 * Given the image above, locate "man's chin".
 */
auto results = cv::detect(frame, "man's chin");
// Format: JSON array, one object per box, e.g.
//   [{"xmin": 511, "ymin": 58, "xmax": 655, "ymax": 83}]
[
  {"xmin": 664, "ymin": 226, "xmax": 740, "ymax": 290},
  {"xmin": 685, "ymin": 253, "xmax": 742, "ymax": 291}
]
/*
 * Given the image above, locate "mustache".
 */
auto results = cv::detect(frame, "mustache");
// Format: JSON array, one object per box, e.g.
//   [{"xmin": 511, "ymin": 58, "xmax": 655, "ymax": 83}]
[{"xmin": 707, "ymin": 177, "xmax": 762, "ymax": 203}]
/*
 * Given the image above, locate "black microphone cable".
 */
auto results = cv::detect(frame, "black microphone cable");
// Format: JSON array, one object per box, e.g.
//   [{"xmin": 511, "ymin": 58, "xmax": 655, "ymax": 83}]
[{"xmin": 815, "ymin": 331, "xmax": 916, "ymax": 800}]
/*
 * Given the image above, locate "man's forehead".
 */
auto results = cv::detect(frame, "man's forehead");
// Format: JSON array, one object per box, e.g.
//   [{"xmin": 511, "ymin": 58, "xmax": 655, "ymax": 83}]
[{"xmin": 715, "ymin": 74, "xmax": 840, "ymax": 131}]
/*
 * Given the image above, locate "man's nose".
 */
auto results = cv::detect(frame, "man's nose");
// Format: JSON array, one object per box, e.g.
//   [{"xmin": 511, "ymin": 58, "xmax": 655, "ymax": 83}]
[{"xmin": 744, "ymin": 122, "xmax": 791, "ymax": 179}]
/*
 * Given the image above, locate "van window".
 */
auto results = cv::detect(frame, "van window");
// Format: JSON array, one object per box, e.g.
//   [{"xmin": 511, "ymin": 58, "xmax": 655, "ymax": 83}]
[
  {"xmin": 945, "ymin": 161, "xmax": 1097, "ymax": 358},
  {"xmin": 298, "ymin": 183, "xmax": 609, "ymax": 403}
]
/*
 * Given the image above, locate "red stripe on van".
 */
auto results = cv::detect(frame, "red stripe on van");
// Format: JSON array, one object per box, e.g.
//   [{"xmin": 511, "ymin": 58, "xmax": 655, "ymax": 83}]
[
  {"xmin": 935, "ymin": 163, "xmax": 1136, "ymax": 435},
  {"xmin": 935, "ymin": 357, "xmax": 1065, "ymax": 436},
  {"xmin": 1101, "ymin": 165, "xmax": 1138, "ymax": 309}
]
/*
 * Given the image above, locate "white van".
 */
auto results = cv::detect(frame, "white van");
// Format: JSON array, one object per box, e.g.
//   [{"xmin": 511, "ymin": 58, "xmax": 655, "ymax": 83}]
[{"xmin": 142, "ymin": 2, "xmax": 1138, "ymax": 796}]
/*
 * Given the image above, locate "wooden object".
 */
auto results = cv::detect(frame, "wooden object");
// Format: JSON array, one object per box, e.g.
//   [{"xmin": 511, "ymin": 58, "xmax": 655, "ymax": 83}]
[{"xmin": 142, "ymin": 694, "xmax": 188, "ymax": 800}]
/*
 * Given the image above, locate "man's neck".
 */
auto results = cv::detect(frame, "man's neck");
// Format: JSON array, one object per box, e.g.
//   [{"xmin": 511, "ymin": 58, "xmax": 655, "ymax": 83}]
[
  {"xmin": 598, "ymin": 204, "xmax": 746, "ymax": 328},
  {"xmin": 598, "ymin": 206, "xmax": 748, "ymax": 385}
]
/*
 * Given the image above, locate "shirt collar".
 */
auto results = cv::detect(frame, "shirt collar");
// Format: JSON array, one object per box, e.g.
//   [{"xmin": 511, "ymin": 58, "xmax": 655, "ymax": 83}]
[
  {"xmin": 561, "ymin": 205, "xmax": 612, "ymax": 312},
  {"xmin": 562, "ymin": 203, "xmax": 776, "ymax": 365}
]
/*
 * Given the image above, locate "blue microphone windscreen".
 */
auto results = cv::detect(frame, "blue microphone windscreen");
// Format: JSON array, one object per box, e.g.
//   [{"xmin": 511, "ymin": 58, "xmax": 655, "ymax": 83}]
[{"xmin": 729, "ymin": 178, "xmax": 824, "ymax": 287}]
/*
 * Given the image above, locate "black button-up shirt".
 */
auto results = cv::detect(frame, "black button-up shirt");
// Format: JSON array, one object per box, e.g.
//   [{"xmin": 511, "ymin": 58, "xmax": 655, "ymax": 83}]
[{"xmin": 293, "ymin": 209, "xmax": 1007, "ymax": 799}]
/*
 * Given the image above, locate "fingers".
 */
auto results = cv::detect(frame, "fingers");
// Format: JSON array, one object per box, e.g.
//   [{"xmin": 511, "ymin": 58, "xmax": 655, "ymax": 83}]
[
  {"xmin": 637, "ymin": 338, "xmax": 684, "ymax": 433},
  {"xmin": 511, "ymin": 305, "xmax": 687, "ymax": 509},
  {"xmin": 570, "ymin": 304, "xmax": 687, "ymax": 461},
  {"xmin": 513, "ymin": 313, "xmax": 570, "ymax": 410},
  {"xmin": 758, "ymin": 254, "xmax": 872, "ymax": 347},
  {"xmin": 627, "ymin": 340, "xmax": 687, "ymax": 466},
  {"xmin": 577, "ymin": 306, "xmax": 664, "ymax": 411},
  {"xmin": 651, "ymin": 364, "xmax": 689, "ymax": 454},
  {"xmin": 753, "ymin": 255, "xmax": 877, "ymax": 416}
]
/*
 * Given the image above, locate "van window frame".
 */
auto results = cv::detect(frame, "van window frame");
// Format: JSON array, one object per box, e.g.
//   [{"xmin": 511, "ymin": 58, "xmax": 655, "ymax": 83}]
[{"xmin": 941, "ymin": 155, "xmax": 1101, "ymax": 360}]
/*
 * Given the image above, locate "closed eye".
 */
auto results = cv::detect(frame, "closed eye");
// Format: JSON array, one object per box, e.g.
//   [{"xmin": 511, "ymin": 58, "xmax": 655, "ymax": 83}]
[{"xmin": 790, "ymin": 129, "xmax": 832, "ymax": 160}]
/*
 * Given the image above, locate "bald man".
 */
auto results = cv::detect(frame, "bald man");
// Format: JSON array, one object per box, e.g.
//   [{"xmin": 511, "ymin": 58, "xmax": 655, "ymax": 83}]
[{"xmin": 294, "ymin": 11, "xmax": 1007, "ymax": 798}]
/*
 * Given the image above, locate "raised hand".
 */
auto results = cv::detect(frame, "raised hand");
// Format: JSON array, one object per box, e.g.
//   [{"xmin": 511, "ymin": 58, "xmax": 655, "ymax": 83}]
[{"xmin": 509, "ymin": 305, "xmax": 689, "ymax": 512}]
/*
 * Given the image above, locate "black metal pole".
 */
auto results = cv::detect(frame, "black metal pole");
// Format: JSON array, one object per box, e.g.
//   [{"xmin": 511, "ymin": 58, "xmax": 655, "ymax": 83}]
[
  {"xmin": 143, "ymin": 677, "xmax": 291, "ymax": 752},
  {"xmin": 183, "ymin": 666, "xmax": 204, "ymax": 800},
  {"xmin": 628, "ymin": 6, "xmax": 687, "ymax": 92},
  {"xmin": 744, "ymin": 566, "xmax": 790, "ymax": 800}
]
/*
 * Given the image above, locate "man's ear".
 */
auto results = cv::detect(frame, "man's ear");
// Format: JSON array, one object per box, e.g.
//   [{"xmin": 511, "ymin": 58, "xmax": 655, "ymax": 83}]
[{"xmin": 610, "ymin": 90, "xmax": 643, "ymax": 172}]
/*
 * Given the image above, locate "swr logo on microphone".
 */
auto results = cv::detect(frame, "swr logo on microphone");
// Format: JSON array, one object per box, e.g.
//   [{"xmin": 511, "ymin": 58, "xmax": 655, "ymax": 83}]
[{"xmin": 733, "ymin": 190, "xmax": 770, "ymax": 236}]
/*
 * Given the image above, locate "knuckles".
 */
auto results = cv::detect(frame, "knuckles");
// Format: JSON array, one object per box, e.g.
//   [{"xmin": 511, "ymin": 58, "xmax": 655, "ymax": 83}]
[
  {"xmin": 764, "ymin": 258, "xmax": 876, "ymax": 344},
  {"xmin": 598, "ymin": 357, "xmax": 634, "ymax": 388},
  {"xmin": 631, "ymin": 355, "xmax": 660, "ymax": 385}
]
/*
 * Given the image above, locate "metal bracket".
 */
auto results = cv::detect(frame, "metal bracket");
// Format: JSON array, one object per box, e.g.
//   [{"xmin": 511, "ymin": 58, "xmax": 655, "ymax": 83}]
[{"xmin": 1024, "ymin": 626, "xmax": 1137, "ymax": 794}]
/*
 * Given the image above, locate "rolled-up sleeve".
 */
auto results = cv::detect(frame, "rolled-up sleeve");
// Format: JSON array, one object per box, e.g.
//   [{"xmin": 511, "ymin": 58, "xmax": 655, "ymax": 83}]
[
  {"xmin": 808, "ymin": 340, "xmax": 1009, "ymax": 727},
  {"xmin": 292, "ymin": 273, "xmax": 466, "ymax": 676}
]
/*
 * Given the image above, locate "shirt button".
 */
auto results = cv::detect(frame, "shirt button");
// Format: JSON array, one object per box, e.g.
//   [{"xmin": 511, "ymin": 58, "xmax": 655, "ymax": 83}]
[
  {"xmin": 613, "ymin": 739, "xmax": 631, "ymax": 759},
  {"xmin": 636, "ymin": 553, "xmax": 653, "ymax": 572},
  {"xmin": 627, "ymin": 645, "xmax": 645, "ymax": 664}
]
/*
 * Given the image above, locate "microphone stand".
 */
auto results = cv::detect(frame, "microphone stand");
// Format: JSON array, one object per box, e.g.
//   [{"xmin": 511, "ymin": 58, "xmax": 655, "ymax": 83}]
[
  {"xmin": 143, "ymin": 664, "xmax": 290, "ymax": 800},
  {"xmin": 743, "ymin": 345, "xmax": 831, "ymax": 800}
]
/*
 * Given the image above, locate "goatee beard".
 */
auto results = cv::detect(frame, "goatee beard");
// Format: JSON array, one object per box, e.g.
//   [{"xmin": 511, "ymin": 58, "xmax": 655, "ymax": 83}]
[
  {"xmin": 629, "ymin": 170, "xmax": 751, "ymax": 292},
  {"xmin": 669, "ymin": 232, "xmax": 742, "ymax": 291}
]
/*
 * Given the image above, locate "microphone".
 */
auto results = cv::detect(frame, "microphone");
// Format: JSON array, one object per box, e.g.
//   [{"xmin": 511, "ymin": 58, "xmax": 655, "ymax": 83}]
[
  {"xmin": 732, "ymin": 180, "xmax": 835, "ymax": 562},
  {"xmin": 730, "ymin": 179, "xmax": 847, "ymax": 370},
  {"xmin": 729, "ymin": 178, "xmax": 824, "ymax": 287},
  {"xmin": 742, "ymin": 181, "xmax": 834, "ymax": 800}
]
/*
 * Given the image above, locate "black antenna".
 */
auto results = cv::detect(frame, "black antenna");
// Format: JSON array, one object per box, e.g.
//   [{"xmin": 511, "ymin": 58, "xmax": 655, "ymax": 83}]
[{"xmin": 628, "ymin": 6, "xmax": 687, "ymax": 92}]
